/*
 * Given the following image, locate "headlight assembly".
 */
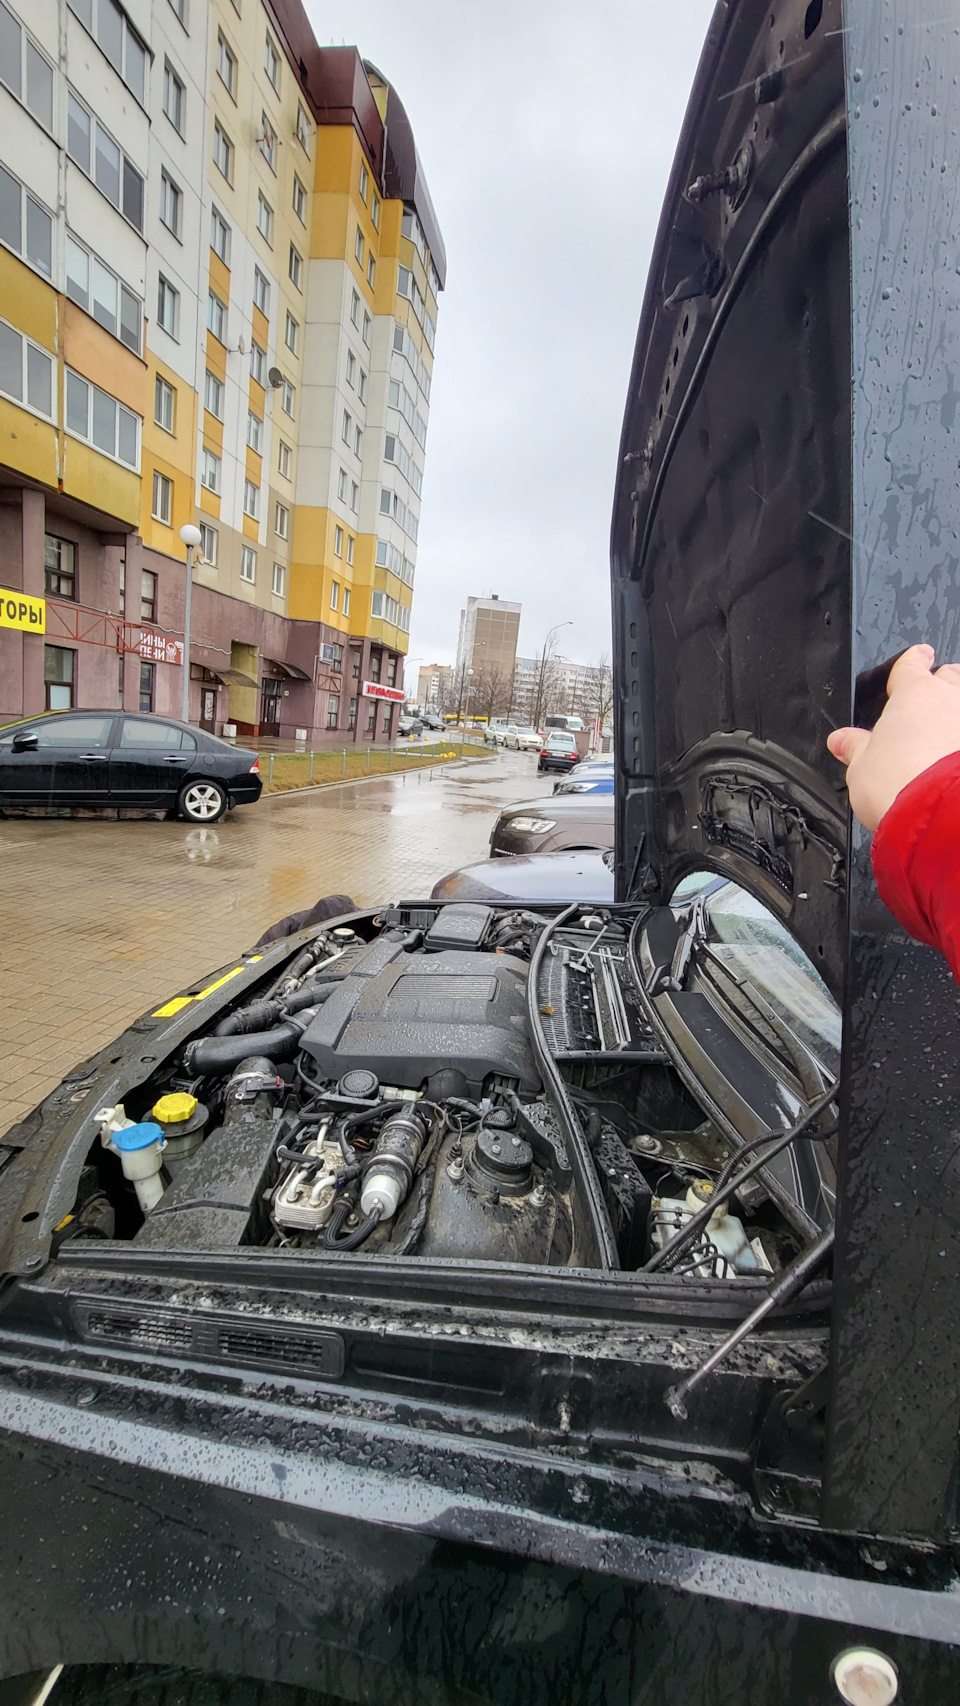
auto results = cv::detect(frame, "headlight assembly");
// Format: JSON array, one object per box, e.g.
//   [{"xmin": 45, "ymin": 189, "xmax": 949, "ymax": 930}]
[{"xmin": 503, "ymin": 816, "xmax": 557, "ymax": 834}]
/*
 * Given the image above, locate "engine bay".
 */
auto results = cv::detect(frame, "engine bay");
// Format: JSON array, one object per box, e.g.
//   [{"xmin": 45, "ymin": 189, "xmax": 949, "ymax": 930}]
[{"xmin": 63, "ymin": 899, "xmax": 835, "ymax": 1280}]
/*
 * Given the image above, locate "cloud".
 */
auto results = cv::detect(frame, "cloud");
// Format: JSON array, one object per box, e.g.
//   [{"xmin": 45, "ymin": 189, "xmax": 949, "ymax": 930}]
[{"xmin": 305, "ymin": 0, "xmax": 716, "ymax": 669}]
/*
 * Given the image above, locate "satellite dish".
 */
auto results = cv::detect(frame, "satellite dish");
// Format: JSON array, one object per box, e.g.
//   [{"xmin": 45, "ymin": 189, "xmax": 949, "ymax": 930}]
[{"xmin": 267, "ymin": 366, "xmax": 284, "ymax": 388}]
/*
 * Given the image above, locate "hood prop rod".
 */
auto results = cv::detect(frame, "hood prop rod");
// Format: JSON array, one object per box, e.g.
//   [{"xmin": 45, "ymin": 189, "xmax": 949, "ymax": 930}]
[{"xmin": 664, "ymin": 1225, "xmax": 834, "ymax": 1421}]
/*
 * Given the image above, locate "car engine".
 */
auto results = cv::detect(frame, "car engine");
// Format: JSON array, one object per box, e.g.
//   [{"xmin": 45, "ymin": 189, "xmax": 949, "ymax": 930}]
[{"xmin": 78, "ymin": 902, "xmax": 826, "ymax": 1277}]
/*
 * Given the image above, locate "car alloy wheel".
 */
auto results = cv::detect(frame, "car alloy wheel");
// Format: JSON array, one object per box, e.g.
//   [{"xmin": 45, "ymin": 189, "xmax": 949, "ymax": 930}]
[{"xmin": 179, "ymin": 780, "xmax": 228, "ymax": 823}]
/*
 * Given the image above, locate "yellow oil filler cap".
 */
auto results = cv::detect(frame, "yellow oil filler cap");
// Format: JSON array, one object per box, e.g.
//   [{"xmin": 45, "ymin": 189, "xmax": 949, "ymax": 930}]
[{"xmin": 152, "ymin": 1092, "xmax": 198, "ymax": 1124}]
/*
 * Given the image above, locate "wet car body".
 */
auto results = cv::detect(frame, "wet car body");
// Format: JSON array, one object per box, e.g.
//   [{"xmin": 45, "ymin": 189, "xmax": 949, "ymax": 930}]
[
  {"xmin": 1, "ymin": 0, "xmax": 960, "ymax": 1699},
  {"xmin": 489, "ymin": 790, "xmax": 614, "ymax": 856},
  {"xmin": 0, "ymin": 710, "xmax": 262, "ymax": 821}
]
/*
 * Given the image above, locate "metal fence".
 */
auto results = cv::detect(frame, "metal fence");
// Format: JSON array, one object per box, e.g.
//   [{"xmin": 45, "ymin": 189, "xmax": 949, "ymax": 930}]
[{"xmin": 257, "ymin": 739, "xmax": 489, "ymax": 794}]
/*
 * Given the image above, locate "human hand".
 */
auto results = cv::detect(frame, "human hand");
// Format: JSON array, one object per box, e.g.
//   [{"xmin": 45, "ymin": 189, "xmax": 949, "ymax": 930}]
[{"xmin": 827, "ymin": 645, "xmax": 960, "ymax": 832}]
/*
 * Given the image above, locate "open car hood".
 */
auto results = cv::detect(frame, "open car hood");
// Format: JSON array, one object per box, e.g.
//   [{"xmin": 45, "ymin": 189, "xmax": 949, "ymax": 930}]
[{"xmin": 611, "ymin": 0, "xmax": 849, "ymax": 996}]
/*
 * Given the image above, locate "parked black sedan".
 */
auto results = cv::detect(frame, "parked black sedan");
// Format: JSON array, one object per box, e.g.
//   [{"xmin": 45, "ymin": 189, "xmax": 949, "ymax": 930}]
[{"xmin": 0, "ymin": 711, "xmax": 262, "ymax": 822}]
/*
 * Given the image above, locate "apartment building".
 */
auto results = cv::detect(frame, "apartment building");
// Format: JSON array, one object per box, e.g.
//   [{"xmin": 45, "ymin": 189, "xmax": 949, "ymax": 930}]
[
  {"xmin": 0, "ymin": 0, "xmax": 443, "ymax": 742},
  {"xmin": 454, "ymin": 595, "xmax": 521, "ymax": 693}
]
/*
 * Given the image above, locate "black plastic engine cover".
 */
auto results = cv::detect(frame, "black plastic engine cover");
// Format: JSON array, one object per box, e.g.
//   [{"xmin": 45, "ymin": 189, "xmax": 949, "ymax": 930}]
[{"xmin": 299, "ymin": 949, "xmax": 539, "ymax": 1097}]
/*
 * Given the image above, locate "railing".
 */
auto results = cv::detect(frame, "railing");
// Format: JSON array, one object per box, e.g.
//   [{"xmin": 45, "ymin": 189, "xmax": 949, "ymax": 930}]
[{"xmin": 257, "ymin": 738, "xmax": 489, "ymax": 793}]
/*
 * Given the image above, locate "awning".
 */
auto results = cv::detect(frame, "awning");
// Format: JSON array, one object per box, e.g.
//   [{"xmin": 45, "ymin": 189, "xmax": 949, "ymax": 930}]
[
  {"xmin": 212, "ymin": 668, "xmax": 259, "ymax": 689},
  {"xmin": 264, "ymin": 658, "xmax": 312, "ymax": 681}
]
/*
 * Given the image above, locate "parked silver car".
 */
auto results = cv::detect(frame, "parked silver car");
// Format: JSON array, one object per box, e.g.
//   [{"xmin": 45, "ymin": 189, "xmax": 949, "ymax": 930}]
[{"xmin": 504, "ymin": 726, "xmax": 542, "ymax": 751}]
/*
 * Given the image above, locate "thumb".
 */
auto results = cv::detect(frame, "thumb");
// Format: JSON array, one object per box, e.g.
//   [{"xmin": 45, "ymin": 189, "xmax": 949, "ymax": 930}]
[
  {"xmin": 886, "ymin": 643, "xmax": 936, "ymax": 696},
  {"xmin": 827, "ymin": 726, "xmax": 871, "ymax": 768}
]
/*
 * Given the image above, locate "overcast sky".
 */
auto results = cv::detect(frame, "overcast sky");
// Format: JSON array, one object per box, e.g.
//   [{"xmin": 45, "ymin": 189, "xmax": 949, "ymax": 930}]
[{"xmin": 305, "ymin": 0, "xmax": 716, "ymax": 677}]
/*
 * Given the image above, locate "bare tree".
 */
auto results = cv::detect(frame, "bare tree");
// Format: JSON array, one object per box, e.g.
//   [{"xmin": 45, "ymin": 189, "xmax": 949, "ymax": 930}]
[
  {"xmin": 576, "ymin": 655, "xmax": 614, "ymax": 735},
  {"xmin": 473, "ymin": 664, "xmax": 512, "ymax": 722}
]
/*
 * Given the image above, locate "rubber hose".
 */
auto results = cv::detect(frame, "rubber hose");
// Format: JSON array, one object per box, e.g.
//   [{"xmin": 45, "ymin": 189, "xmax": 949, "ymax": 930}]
[
  {"xmin": 322, "ymin": 1197, "xmax": 381, "ymax": 1251},
  {"xmin": 184, "ymin": 1021, "xmax": 302, "ymax": 1076},
  {"xmin": 285, "ymin": 983, "xmax": 334, "ymax": 1013},
  {"xmin": 214, "ymin": 982, "xmax": 332, "ymax": 1036}
]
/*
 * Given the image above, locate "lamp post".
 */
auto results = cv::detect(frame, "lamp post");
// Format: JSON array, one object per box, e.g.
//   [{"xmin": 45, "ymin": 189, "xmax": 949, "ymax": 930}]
[
  {"xmin": 454, "ymin": 664, "xmax": 474, "ymax": 727},
  {"xmin": 179, "ymin": 522, "xmax": 202, "ymax": 723},
  {"xmin": 533, "ymin": 620, "xmax": 572, "ymax": 731}
]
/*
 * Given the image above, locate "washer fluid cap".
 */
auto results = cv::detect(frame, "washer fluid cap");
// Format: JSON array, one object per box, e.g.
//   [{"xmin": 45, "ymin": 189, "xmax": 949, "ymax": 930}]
[
  {"xmin": 152, "ymin": 1093, "xmax": 198, "ymax": 1124},
  {"xmin": 111, "ymin": 1121, "xmax": 164, "ymax": 1153}
]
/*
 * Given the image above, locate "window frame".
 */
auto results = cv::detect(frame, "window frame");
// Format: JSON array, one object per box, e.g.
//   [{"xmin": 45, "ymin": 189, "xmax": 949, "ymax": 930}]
[
  {"xmin": 334, "ymin": 526, "xmax": 343, "ymax": 558},
  {"xmin": 0, "ymin": 164, "xmax": 53, "ymax": 281},
  {"xmin": 43, "ymin": 535, "xmax": 76, "ymax": 601},
  {"xmin": 210, "ymin": 206, "xmax": 231, "ymax": 264},
  {"xmin": 213, "ymin": 118, "xmax": 234, "ymax": 183},
  {"xmin": 162, "ymin": 59, "xmax": 185, "ymax": 133},
  {"xmin": 259, "ymin": 111, "xmax": 277, "ymax": 171},
  {"xmin": 151, "ymin": 469, "xmax": 173, "ymax": 526},
  {"xmin": 271, "ymin": 561, "xmax": 285, "ymax": 597},
  {"xmin": 159, "ymin": 169, "xmax": 182, "ymax": 239},
  {"xmin": 154, "ymin": 373, "xmax": 175, "ymax": 433},
  {"xmin": 288, "ymin": 243, "xmax": 302, "ymax": 290},
  {"xmin": 274, "ymin": 501, "xmax": 288, "ymax": 540},
  {"xmin": 198, "ymin": 521, "xmax": 218, "ymax": 565},
  {"xmin": 240, "ymin": 544, "xmax": 256, "ymax": 584},
  {"xmin": 250, "ymin": 340, "xmax": 266, "ymax": 385},
  {"xmin": 264, "ymin": 31, "xmax": 280, "ymax": 90},
  {"xmin": 296, "ymin": 103, "xmax": 310, "ymax": 154},
  {"xmin": 280, "ymin": 378, "xmax": 295, "ymax": 418},
  {"xmin": 66, "ymin": 0, "xmax": 146, "ymax": 105},
  {"xmin": 256, "ymin": 190, "xmax": 274, "ymax": 246},
  {"xmin": 204, "ymin": 368, "xmax": 224, "ymax": 421},
  {"xmin": 253, "ymin": 267, "xmax": 270, "ymax": 315},
  {"xmin": 216, "ymin": 30, "xmax": 237, "ymax": 99},
  {"xmin": 66, "ymin": 88, "xmax": 144, "ymax": 232},
  {"xmin": 65, "ymin": 231, "xmax": 141, "ymax": 353},
  {"xmin": 64, "ymin": 366, "xmax": 140, "ymax": 467},
  {"xmin": 277, "ymin": 438, "xmax": 292, "ymax": 479},
  {"xmin": 207, "ymin": 290, "xmax": 227, "ymax": 343},
  {"xmin": 201, "ymin": 446, "xmax": 221, "ymax": 494},
  {"xmin": 284, "ymin": 310, "xmax": 299, "ymax": 355},
  {"xmin": 243, "ymin": 478, "xmax": 260, "ymax": 520},
  {"xmin": 292, "ymin": 175, "xmax": 306, "ymax": 223},
  {"xmin": 43, "ymin": 645, "xmax": 76, "ymax": 711},
  {"xmin": 140, "ymin": 568, "xmax": 157, "ymax": 623},
  {"xmin": 157, "ymin": 273, "xmax": 179, "ymax": 338},
  {"xmin": 246, "ymin": 410, "xmax": 263, "ymax": 453}
]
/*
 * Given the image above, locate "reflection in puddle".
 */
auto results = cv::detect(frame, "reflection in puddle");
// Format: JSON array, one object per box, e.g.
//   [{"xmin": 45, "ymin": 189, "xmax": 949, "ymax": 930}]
[{"xmin": 182, "ymin": 827, "xmax": 221, "ymax": 863}]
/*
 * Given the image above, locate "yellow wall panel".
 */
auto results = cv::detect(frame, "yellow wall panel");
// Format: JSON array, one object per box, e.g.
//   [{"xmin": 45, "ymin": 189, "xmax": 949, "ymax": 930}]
[
  {"xmin": 241, "ymin": 513, "xmax": 258, "ymax": 540},
  {"xmin": 0, "ymin": 396, "xmax": 58, "ymax": 487},
  {"xmin": 244, "ymin": 444, "xmax": 262, "ymax": 486},
  {"xmin": 62, "ymin": 304, "xmax": 146, "ymax": 415},
  {"xmin": 251, "ymin": 305, "xmax": 269, "ymax": 350},
  {"xmin": 199, "ymin": 485, "xmax": 221, "ymax": 519},
  {"xmin": 209, "ymin": 252, "xmax": 231, "ymax": 304},
  {"xmin": 202, "ymin": 415, "xmax": 224, "ymax": 453},
  {"xmin": 0, "ymin": 249, "xmax": 57, "ymax": 349},
  {"xmin": 205, "ymin": 331, "xmax": 227, "ymax": 380},
  {"xmin": 61, "ymin": 438, "xmax": 140, "ymax": 527}
]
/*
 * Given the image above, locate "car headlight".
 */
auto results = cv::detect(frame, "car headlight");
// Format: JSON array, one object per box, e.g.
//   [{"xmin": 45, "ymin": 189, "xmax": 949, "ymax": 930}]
[{"xmin": 502, "ymin": 816, "xmax": 557, "ymax": 834}]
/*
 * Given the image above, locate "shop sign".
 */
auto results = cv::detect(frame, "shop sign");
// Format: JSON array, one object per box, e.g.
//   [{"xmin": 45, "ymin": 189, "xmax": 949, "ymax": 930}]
[
  {"xmin": 0, "ymin": 589, "xmax": 45, "ymax": 633},
  {"xmin": 361, "ymin": 681, "xmax": 404, "ymax": 702},
  {"xmin": 139, "ymin": 630, "xmax": 184, "ymax": 666}
]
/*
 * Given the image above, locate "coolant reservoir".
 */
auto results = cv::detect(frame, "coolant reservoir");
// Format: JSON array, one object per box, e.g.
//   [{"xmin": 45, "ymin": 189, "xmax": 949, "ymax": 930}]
[{"xmin": 151, "ymin": 1092, "xmax": 207, "ymax": 1175}]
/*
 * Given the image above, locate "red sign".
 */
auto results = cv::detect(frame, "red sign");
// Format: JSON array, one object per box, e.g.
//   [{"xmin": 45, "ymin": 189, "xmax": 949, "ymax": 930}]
[
  {"xmin": 361, "ymin": 680, "xmax": 404, "ymax": 702},
  {"xmin": 139, "ymin": 630, "xmax": 184, "ymax": 666}
]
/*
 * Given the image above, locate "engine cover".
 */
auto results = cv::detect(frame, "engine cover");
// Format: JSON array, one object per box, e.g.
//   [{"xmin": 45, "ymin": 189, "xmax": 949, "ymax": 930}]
[{"xmin": 299, "ymin": 948, "xmax": 539, "ymax": 1096}]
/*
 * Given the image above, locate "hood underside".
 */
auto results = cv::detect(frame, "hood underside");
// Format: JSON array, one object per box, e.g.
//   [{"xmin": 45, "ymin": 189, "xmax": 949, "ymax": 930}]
[{"xmin": 611, "ymin": 0, "xmax": 850, "ymax": 992}]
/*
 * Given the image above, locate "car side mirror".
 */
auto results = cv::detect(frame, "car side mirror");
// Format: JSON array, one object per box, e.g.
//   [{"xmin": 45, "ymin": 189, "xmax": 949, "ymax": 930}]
[{"xmin": 11, "ymin": 731, "xmax": 38, "ymax": 752}]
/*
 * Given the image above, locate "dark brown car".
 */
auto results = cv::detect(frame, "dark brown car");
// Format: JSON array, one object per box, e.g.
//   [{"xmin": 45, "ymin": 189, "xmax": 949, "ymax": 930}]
[{"xmin": 489, "ymin": 791, "xmax": 614, "ymax": 856}]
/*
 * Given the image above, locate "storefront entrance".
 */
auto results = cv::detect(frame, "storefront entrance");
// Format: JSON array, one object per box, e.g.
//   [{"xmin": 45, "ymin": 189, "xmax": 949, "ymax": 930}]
[{"xmin": 260, "ymin": 677, "xmax": 282, "ymax": 737}]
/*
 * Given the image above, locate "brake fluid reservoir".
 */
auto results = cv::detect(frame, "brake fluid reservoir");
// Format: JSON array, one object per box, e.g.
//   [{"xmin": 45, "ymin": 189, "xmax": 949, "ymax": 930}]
[{"xmin": 685, "ymin": 1180, "xmax": 760, "ymax": 1272}]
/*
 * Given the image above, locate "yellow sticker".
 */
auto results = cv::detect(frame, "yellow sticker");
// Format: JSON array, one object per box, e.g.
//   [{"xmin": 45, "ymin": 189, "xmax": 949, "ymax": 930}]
[
  {"xmin": 0, "ymin": 589, "xmax": 45, "ymax": 633},
  {"xmin": 151, "ymin": 955, "xmax": 264, "ymax": 1019}
]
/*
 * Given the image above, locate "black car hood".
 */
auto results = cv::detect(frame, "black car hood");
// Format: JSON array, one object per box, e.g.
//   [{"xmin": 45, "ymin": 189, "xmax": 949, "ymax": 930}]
[
  {"xmin": 431, "ymin": 851, "xmax": 614, "ymax": 905},
  {"xmin": 611, "ymin": 0, "xmax": 850, "ymax": 996}
]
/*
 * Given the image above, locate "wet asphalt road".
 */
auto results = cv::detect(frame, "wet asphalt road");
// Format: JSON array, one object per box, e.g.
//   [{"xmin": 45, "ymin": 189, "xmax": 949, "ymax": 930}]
[{"xmin": 0, "ymin": 749, "xmax": 554, "ymax": 1137}]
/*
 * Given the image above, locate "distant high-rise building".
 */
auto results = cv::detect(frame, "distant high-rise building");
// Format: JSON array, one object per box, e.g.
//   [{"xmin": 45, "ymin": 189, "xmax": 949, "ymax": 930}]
[{"xmin": 454, "ymin": 595, "xmax": 521, "ymax": 698}]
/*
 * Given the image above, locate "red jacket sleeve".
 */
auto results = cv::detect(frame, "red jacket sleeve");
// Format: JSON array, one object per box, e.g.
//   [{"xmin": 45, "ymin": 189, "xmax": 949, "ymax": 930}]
[{"xmin": 870, "ymin": 751, "xmax": 960, "ymax": 987}]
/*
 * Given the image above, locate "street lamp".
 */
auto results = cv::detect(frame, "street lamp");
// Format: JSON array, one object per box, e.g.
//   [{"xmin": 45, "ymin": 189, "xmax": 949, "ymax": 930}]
[
  {"xmin": 454, "ymin": 664, "xmax": 474, "ymax": 726},
  {"xmin": 533, "ymin": 620, "xmax": 572, "ymax": 730},
  {"xmin": 179, "ymin": 522, "xmax": 202, "ymax": 723}
]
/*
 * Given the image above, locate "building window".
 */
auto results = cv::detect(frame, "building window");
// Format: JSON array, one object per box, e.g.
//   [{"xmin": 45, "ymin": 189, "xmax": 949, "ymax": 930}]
[
  {"xmin": 296, "ymin": 102, "xmax": 309, "ymax": 153},
  {"xmin": 246, "ymin": 410, "xmax": 262, "ymax": 453},
  {"xmin": 139, "ymin": 660, "xmax": 154, "ymax": 712},
  {"xmin": 334, "ymin": 526, "xmax": 343, "ymax": 557},
  {"xmin": 259, "ymin": 112, "xmax": 277, "ymax": 171},
  {"xmin": 354, "ymin": 425, "xmax": 363, "ymax": 458},
  {"xmin": 64, "ymin": 368, "xmax": 139, "ymax": 466},
  {"xmin": 292, "ymin": 175, "xmax": 306, "ymax": 223},
  {"xmin": 350, "ymin": 289, "xmax": 360, "ymax": 328},
  {"xmin": 240, "ymin": 545, "xmax": 256, "ymax": 583},
  {"xmin": 274, "ymin": 501, "xmax": 288, "ymax": 539},
  {"xmin": 213, "ymin": 119, "xmax": 234, "ymax": 181},
  {"xmin": 350, "ymin": 480, "xmax": 359, "ymax": 512},
  {"xmin": 154, "ymin": 377, "xmax": 175, "ymax": 437},
  {"xmin": 140, "ymin": 569, "xmax": 157, "ymax": 622},
  {"xmin": 64, "ymin": 234, "xmax": 140, "ymax": 352},
  {"xmin": 210, "ymin": 206, "xmax": 230, "ymax": 263},
  {"xmin": 162, "ymin": 60, "xmax": 184, "ymax": 132},
  {"xmin": 167, "ymin": 0, "xmax": 185, "ymax": 25},
  {"xmin": 337, "ymin": 468, "xmax": 347, "ymax": 501},
  {"xmin": 362, "ymin": 311, "xmax": 371, "ymax": 347},
  {"xmin": 44, "ymin": 645, "xmax": 75, "ymax": 710},
  {"xmin": 272, "ymin": 561, "xmax": 285, "ymax": 597},
  {"xmin": 207, "ymin": 291, "xmax": 227, "ymax": 342},
  {"xmin": 354, "ymin": 226, "xmax": 363, "ymax": 264},
  {"xmin": 346, "ymin": 350, "xmax": 356, "ymax": 387},
  {"xmin": 0, "ymin": 164, "xmax": 52, "ymax": 279},
  {"xmin": 66, "ymin": 90, "xmax": 143, "ymax": 230},
  {"xmin": 280, "ymin": 378, "xmax": 295, "ymax": 417},
  {"xmin": 204, "ymin": 369, "xmax": 224, "ymax": 420},
  {"xmin": 253, "ymin": 267, "xmax": 269, "ymax": 315},
  {"xmin": 66, "ymin": 0, "xmax": 146, "ymax": 102},
  {"xmin": 330, "ymin": 580, "xmax": 339, "ymax": 611},
  {"xmin": 256, "ymin": 191, "xmax": 273, "ymax": 245},
  {"xmin": 371, "ymin": 194, "xmax": 380, "ymax": 230},
  {"xmin": 151, "ymin": 470, "xmax": 173, "ymax": 524},
  {"xmin": 379, "ymin": 488, "xmax": 391, "ymax": 515},
  {"xmin": 367, "ymin": 254, "xmax": 375, "ymax": 289},
  {"xmin": 250, "ymin": 340, "xmax": 265, "ymax": 385},
  {"xmin": 343, "ymin": 587, "xmax": 351, "ymax": 617},
  {"xmin": 201, "ymin": 447, "xmax": 221, "ymax": 492},
  {"xmin": 341, "ymin": 409, "xmax": 351, "ymax": 444},
  {"xmin": 44, "ymin": 536, "xmax": 76, "ymax": 599},
  {"xmin": 0, "ymin": 318, "xmax": 52, "ymax": 419},
  {"xmin": 288, "ymin": 244, "xmax": 303, "ymax": 290},
  {"xmin": 157, "ymin": 274, "xmax": 178, "ymax": 337},
  {"xmin": 216, "ymin": 31, "xmax": 236, "ymax": 97},
  {"xmin": 348, "ymin": 696, "xmax": 357, "ymax": 729},
  {"xmin": 346, "ymin": 535, "xmax": 354, "ymax": 565},
  {"xmin": 326, "ymin": 694, "xmax": 339, "ymax": 730},
  {"xmin": 358, "ymin": 369, "xmax": 367, "ymax": 403},
  {"xmin": 199, "ymin": 521, "xmax": 218, "ymax": 564},
  {"xmin": 264, "ymin": 31, "xmax": 280, "ymax": 90},
  {"xmin": 243, "ymin": 479, "xmax": 260, "ymax": 519},
  {"xmin": 277, "ymin": 438, "xmax": 291, "ymax": 478},
  {"xmin": 284, "ymin": 310, "xmax": 299, "ymax": 355},
  {"xmin": 159, "ymin": 171, "xmax": 182, "ymax": 238},
  {"xmin": 386, "ymin": 656, "xmax": 397, "ymax": 686}
]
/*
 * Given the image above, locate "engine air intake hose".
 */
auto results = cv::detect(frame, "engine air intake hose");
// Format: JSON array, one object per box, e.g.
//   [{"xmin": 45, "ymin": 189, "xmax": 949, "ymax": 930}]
[
  {"xmin": 184, "ymin": 1021, "xmax": 302, "ymax": 1076},
  {"xmin": 213, "ymin": 983, "xmax": 332, "ymax": 1035}
]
